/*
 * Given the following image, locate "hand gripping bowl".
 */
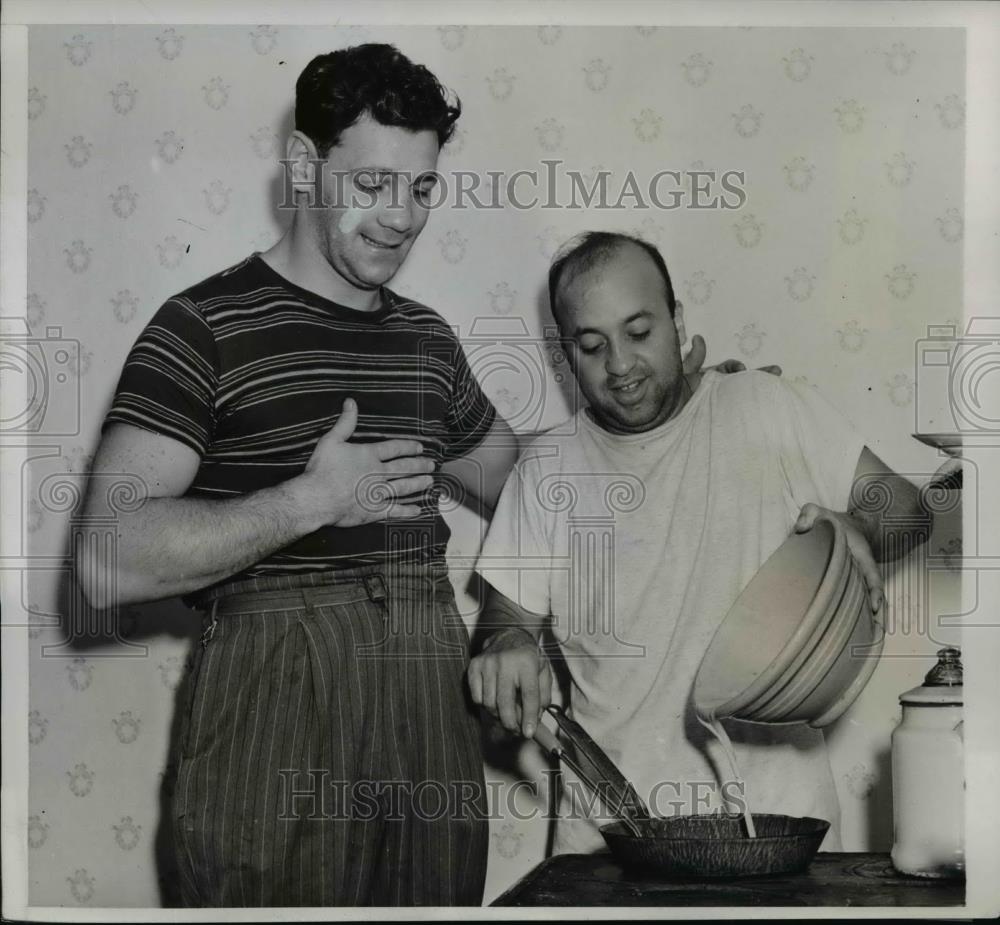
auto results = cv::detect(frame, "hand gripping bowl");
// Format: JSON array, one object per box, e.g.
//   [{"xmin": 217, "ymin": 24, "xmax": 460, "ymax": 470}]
[
  {"xmin": 534, "ymin": 706, "xmax": 830, "ymax": 879},
  {"xmin": 693, "ymin": 517, "xmax": 885, "ymax": 728}
]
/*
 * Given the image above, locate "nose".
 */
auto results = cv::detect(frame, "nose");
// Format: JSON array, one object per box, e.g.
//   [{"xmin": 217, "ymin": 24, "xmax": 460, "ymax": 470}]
[
  {"xmin": 379, "ymin": 203, "xmax": 413, "ymax": 234},
  {"xmin": 378, "ymin": 186, "xmax": 416, "ymax": 235},
  {"xmin": 605, "ymin": 341, "xmax": 635, "ymax": 377}
]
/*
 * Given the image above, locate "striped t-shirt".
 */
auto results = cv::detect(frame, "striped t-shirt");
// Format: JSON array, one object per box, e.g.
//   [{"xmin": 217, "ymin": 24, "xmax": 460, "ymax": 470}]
[{"xmin": 104, "ymin": 253, "xmax": 497, "ymax": 586}]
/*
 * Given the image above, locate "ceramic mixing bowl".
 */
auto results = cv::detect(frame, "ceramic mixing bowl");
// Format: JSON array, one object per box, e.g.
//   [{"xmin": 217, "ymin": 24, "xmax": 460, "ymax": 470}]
[{"xmin": 694, "ymin": 516, "xmax": 883, "ymax": 728}]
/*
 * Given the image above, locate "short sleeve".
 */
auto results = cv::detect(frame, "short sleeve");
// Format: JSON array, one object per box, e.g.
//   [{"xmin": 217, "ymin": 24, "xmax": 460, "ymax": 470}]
[
  {"xmin": 440, "ymin": 337, "xmax": 497, "ymax": 461},
  {"xmin": 474, "ymin": 452, "xmax": 553, "ymax": 617},
  {"xmin": 768, "ymin": 377, "xmax": 866, "ymax": 511},
  {"xmin": 102, "ymin": 296, "xmax": 218, "ymax": 456}
]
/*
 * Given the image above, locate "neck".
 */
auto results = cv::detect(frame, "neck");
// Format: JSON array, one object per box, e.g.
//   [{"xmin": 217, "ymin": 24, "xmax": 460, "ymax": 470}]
[{"xmin": 261, "ymin": 219, "xmax": 380, "ymax": 312}]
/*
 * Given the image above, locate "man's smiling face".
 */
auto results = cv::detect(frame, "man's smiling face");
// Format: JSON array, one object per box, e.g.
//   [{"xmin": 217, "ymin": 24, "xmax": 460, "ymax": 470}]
[
  {"xmin": 558, "ymin": 241, "xmax": 689, "ymax": 435},
  {"xmin": 306, "ymin": 113, "xmax": 441, "ymax": 294}
]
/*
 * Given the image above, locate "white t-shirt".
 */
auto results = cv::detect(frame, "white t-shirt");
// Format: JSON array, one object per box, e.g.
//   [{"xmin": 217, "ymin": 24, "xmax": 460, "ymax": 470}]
[{"xmin": 476, "ymin": 371, "xmax": 865, "ymax": 853}]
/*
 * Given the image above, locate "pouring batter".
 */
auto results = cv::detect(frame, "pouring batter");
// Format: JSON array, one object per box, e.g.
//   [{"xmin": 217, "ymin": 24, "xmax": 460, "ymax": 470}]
[
  {"xmin": 697, "ymin": 714, "xmax": 757, "ymax": 838},
  {"xmin": 469, "ymin": 232, "xmax": 937, "ymax": 855}
]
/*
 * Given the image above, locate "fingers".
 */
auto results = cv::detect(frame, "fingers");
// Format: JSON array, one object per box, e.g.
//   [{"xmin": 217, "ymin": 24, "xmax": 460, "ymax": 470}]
[
  {"xmin": 468, "ymin": 653, "xmax": 500, "ymax": 718},
  {"xmin": 844, "ymin": 531, "xmax": 884, "ymax": 612},
  {"xmin": 374, "ymin": 439, "xmax": 426, "ymax": 462},
  {"xmin": 352, "ymin": 476, "xmax": 433, "ymax": 524},
  {"xmin": 329, "ymin": 398, "xmax": 358, "ymax": 441},
  {"xmin": 538, "ymin": 661, "xmax": 552, "ymax": 710},
  {"xmin": 682, "ymin": 333, "xmax": 707, "ymax": 376},
  {"xmin": 795, "ymin": 504, "xmax": 885, "ymax": 611},
  {"xmin": 794, "ymin": 502, "xmax": 823, "ymax": 533},
  {"xmin": 480, "ymin": 658, "xmax": 497, "ymax": 720},
  {"xmin": 523, "ymin": 662, "xmax": 552, "ymax": 738},
  {"xmin": 862, "ymin": 562, "xmax": 884, "ymax": 613},
  {"xmin": 495, "ymin": 660, "xmax": 520, "ymax": 732},
  {"xmin": 467, "ymin": 660, "xmax": 484, "ymax": 705},
  {"xmin": 519, "ymin": 667, "xmax": 540, "ymax": 738},
  {"xmin": 381, "ymin": 455, "xmax": 436, "ymax": 478},
  {"xmin": 379, "ymin": 502, "xmax": 426, "ymax": 521},
  {"xmin": 381, "ymin": 474, "xmax": 434, "ymax": 498},
  {"xmin": 758, "ymin": 364, "xmax": 783, "ymax": 377},
  {"xmin": 467, "ymin": 648, "xmax": 545, "ymax": 737},
  {"xmin": 715, "ymin": 359, "xmax": 747, "ymax": 374}
]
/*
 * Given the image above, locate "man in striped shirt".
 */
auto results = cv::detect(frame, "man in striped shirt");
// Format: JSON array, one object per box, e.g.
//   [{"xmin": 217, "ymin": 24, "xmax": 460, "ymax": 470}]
[
  {"xmin": 78, "ymin": 44, "xmax": 516, "ymax": 908},
  {"xmin": 79, "ymin": 44, "xmax": 732, "ymax": 908}
]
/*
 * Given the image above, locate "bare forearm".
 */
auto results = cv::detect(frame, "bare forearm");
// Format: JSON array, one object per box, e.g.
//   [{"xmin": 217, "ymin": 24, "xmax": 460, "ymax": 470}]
[
  {"xmin": 440, "ymin": 416, "xmax": 522, "ymax": 513},
  {"xmin": 478, "ymin": 588, "xmax": 546, "ymax": 650},
  {"xmin": 78, "ymin": 476, "xmax": 320, "ymax": 606}
]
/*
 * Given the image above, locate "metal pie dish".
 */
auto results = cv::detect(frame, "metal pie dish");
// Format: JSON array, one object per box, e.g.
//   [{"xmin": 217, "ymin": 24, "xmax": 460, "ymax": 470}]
[{"xmin": 600, "ymin": 813, "xmax": 831, "ymax": 879}]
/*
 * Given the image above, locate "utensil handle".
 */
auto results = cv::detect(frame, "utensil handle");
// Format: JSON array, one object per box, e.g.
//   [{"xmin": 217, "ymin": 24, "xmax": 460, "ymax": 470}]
[
  {"xmin": 533, "ymin": 721, "xmax": 647, "ymax": 838},
  {"xmin": 532, "ymin": 723, "xmax": 563, "ymax": 757},
  {"xmin": 543, "ymin": 705, "xmax": 652, "ymax": 821}
]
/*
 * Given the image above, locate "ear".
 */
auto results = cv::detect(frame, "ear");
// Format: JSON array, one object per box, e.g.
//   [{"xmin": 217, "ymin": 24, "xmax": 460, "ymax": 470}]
[
  {"xmin": 673, "ymin": 299, "xmax": 687, "ymax": 347},
  {"xmin": 286, "ymin": 131, "xmax": 319, "ymax": 195}
]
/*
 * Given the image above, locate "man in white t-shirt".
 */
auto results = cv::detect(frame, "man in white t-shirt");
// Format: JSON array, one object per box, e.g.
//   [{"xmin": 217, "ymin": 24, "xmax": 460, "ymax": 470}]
[{"xmin": 468, "ymin": 231, "xmax": 935, "ymax": 854}]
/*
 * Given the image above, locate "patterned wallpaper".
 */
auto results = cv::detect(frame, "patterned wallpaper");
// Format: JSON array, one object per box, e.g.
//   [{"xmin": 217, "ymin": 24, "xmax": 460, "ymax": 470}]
[{"xmin": 21, "ymin": 24, "xmax": 963, "ymax": 907}]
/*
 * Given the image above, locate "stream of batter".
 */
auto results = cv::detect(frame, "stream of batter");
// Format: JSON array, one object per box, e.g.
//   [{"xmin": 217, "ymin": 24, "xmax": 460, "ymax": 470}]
[{"xmin": 697, "ymin": 712, "xmax": 757, "ymax": 839}]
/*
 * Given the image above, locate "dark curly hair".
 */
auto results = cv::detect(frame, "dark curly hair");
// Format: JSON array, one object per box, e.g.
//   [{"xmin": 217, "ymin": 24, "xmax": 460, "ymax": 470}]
[
  {"xmin": 295, "ymin": 44, "xmax": 461, "ymax": 156},
  {"xmin": 549, "ymin": 231, "xmax": 677, "ymax": 326}
]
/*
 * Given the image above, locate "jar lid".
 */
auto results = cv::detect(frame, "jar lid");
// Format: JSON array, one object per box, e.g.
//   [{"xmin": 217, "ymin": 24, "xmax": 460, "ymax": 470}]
[
  {"xmin": 900, "ymin": 647, "xmax": 963, "ymax": 705},
  {"xmin": 924, "ymin": 646, "xmax": 963, "ymax": 686}
]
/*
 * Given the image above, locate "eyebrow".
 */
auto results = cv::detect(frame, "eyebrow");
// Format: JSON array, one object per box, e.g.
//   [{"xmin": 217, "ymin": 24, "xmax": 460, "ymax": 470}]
[
  {"xmin": 572, "ymin": 310, "xmax": 653, "ymax": 338},
  {"xmin": 352, "ymin": 167, "xmax": 438, "ymax": 184}
]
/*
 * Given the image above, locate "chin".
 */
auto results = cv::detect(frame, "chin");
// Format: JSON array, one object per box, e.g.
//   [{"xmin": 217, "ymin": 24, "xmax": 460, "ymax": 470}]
[
  {"xmin": 608, "ymin": 403, "xmax": 669, "ymax": 433},
  {"xmin": 353, "ymin": 263, "xmax": 400, "ymax": 289},
  {"xmin": 595, "ymin": 411, "xmax": 646, "ymax": 434}
]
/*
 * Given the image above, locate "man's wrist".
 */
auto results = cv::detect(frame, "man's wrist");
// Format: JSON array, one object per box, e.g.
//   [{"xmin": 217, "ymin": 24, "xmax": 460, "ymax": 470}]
[
  {"xmin": 482, "ymin": 625, "xmax": 539, "ymax": 651},
  {"xmin": 278, "ymin": 473, "xmax": 330, "ymax": 535}
]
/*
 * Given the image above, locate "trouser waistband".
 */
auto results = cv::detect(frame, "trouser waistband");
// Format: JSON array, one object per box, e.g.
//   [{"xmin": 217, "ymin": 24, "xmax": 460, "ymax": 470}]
[
  {"xmin": 191, "ymin": 560, "xmax": 449, "ymax": 607},
  {"xmin": 193, "ymin": 561, "xmax": 452, "ymax": 645}
]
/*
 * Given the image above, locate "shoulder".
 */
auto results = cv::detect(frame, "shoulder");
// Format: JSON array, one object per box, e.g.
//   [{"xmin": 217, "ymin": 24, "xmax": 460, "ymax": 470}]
[
  {"xmin": 711, "ymin": 368, "xmax": 792, "ymax": 410},
  {"xmin": 154, "ymin": 253, "xmax": 263, "ymax": 329},
  {"xmin": 174, "ymin": 253, "xmax": 260, "ymax": 304},
  {"xmin": 712, "ymin": 370, "xmax": 851, "ymax": 446},
  {"xmin": 382, "ymin": 288, "xmax": 458, "ymax": 337}
]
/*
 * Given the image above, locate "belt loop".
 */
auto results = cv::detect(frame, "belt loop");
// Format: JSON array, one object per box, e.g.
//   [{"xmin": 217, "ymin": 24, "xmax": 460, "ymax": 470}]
[
  {"xmin": 363, "ymin": 574, "xmax": 387, "ymax": 603},
  {"xmin": 200, "ymin": 599, "xmax": 219, "ymax": 648}
]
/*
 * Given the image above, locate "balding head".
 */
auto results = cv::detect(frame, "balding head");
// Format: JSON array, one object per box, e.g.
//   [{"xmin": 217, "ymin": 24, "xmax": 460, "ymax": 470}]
[{"xmin": 548, "ymin": 231, "xmax": 676, "ymax": 331}]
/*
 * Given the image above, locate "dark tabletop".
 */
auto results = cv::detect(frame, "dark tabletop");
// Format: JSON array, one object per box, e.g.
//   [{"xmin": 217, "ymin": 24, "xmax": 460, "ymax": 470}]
[{"xmin": 492, "ymin": 852, "xmax": 965, "ymax": 907}]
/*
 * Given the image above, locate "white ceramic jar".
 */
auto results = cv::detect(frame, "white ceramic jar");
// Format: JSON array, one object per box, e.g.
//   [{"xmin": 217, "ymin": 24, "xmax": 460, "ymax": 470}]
[{"xmin": 890, "ymin": 647, "xmax": 964, "ymax": 879}]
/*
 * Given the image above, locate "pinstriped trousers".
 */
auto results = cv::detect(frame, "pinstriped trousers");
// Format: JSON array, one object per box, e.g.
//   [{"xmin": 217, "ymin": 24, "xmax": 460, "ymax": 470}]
[{"xmin": 171, "ymin": 563, "xmax": 488, "ymax": 907}]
